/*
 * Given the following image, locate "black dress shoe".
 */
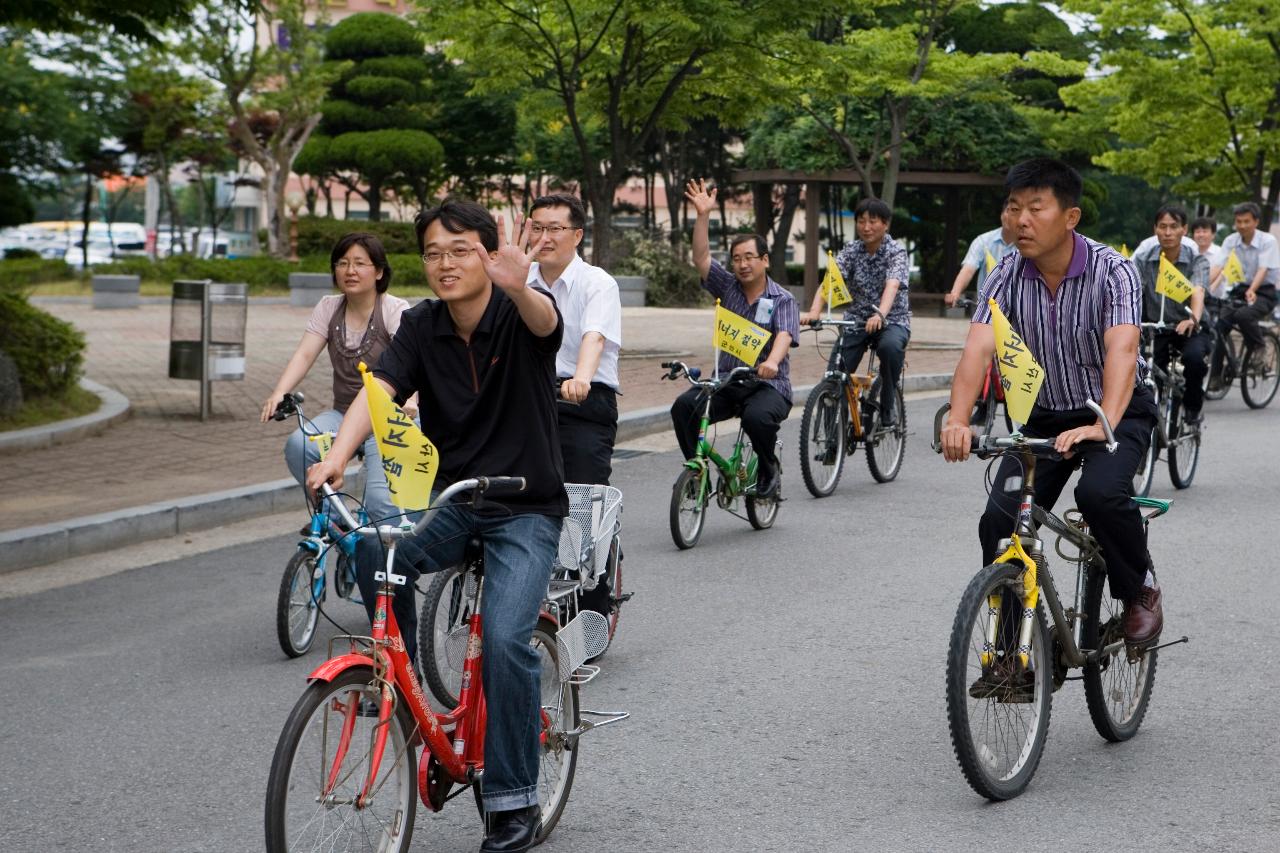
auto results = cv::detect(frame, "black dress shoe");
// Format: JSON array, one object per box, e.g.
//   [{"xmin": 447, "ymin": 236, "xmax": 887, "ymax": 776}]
[{"xmin": 480, "ymin": 805, "xmax": 541, "ymax": 853}]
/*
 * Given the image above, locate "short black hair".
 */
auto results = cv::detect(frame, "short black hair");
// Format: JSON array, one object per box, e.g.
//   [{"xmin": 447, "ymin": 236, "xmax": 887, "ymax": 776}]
[
  {"xmin": 729, "ymin": 234, "xmax": 768, "ymax": 257},
  {"xmin": 1190, "ymin": 216, "xmax": 1218, "ymax": 234},
  {"xmin": 1004, "ymin": 157, "xmax": 1082, "ymax": 211},
  {"xmin": 330, "ymin": 232, "xmax": 392, "ymax": 293},
  {"xmin": 1233, "ymin": 201, "xmax": 1262, "ymax": 221},
  {"xmin": 415, "ymin": 198, "xmax": 498, "ymax": 254},
  {"xmin": 530, "ymin": 193, "xmax": 586, "ymax": 229},
  {"xmin": 853, "ymin": 197, "xmax": 892, "ymax": 223},
  {"xmin": 1153, "ymin": 204, "xmax": 1188, "ymax": 227}
]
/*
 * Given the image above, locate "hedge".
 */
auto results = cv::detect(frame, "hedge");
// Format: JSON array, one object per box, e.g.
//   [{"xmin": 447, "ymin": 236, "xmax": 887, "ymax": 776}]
[
  {"xmin": 296, "ymin": 216, "xmax": 419, "ymax": 256},
  {"xmin": 0, "ymin": 292, "xmax": 85, "ymax": 397},
  {"xmin": 91, "ymin": 253, "xmax": 431, "ymax": 292},
  {"xmin": 0, "ymin": 258, "xmax": 75, "ymax": 290}
]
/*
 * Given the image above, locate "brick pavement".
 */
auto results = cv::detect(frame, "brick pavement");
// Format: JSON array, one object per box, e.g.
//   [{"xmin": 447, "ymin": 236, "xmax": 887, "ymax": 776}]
[{"xmin": 2, "ymin": 299, "xmax": 966, "ymax": 532}]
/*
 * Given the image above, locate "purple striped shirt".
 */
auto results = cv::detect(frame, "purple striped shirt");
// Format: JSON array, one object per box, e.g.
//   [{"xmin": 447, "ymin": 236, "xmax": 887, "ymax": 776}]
[
  {"xmin": 703, "ymin": 260, "xmax": 800, "ymax": 403},
  {"xmin": 971, "ymin": 232, "xmax": 1147, "ymax": 411}
]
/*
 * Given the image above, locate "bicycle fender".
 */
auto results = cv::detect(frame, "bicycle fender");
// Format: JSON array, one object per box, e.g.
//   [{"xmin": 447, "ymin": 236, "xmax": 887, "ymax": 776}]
[
  {"xmin": 307, "ymin": 653, "xmax": 376, "ymax": 683},
  {"xmin": 681, "ymin": 458, "xmax": 706, "ymax": 472},
  {"xmin": 296, "ymin": 538, "xmax": 323, "ymax": 555}
]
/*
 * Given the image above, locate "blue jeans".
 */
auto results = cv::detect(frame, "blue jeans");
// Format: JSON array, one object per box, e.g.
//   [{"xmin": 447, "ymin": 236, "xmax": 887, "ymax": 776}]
[
  {"xmin": 283, "ymin": 409, "xmax": 407, "ymax": 526},
  {"xmin": 355, "ymin": 506, "xmax": 560, "ymax": 812}
]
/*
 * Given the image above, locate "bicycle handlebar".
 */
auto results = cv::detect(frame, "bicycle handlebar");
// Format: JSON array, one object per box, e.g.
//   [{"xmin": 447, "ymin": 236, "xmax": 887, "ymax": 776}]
[
  {"xmin": 320, "ymin": 475, "xmax": 527, "ymax": 541},
  {"xmin": 660, "ymin": 361, "xmax": 753, "ymax": 388},
  {"xmin": 271, "ymin": 390, "xmax": 305, "ymax": 421},
  {"xmin": 930, "ymin": 400, "xmax": 1118, "ymax": 459}
]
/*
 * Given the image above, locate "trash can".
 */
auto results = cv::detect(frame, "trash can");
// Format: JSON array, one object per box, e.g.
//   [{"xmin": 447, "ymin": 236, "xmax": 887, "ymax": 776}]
[{"xmin": 168, "ymin": 279, "xmax": 248, "ymax": 420}]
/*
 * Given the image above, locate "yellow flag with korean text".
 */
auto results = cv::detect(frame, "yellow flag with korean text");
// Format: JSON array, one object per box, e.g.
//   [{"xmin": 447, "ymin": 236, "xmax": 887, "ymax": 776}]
[
  {"xmin": 1155, "ymin": 254, "xmax": 1195, "ymax": 303},
  {"xmin": 714, "ymin": 300, "xmax": 772, "ymax": 366},
  {"xmin": 984, "ymin": 249, "xmax": 998, "ymax": 275},
  {"xmin": 308, "ymin": 432, "xmax": 334, "ymax": 460},
  {"xmin": 360, "ymin": 362, "xmax": 437, "ymax": 512},
  {"xmin": 823, "ymin": 251, "xmax": 852, "ymax": 308},
  {"xmin": 1222, "ymin": 249, "xmax": 1246, "ymax": 284},
  {"xmin": 989, "ymin": 299, "xmax": 1044, "ymax": 424},
  {"xmin": 1119, "ymin": 243, "xmax": 1131, "ymax": 258}
]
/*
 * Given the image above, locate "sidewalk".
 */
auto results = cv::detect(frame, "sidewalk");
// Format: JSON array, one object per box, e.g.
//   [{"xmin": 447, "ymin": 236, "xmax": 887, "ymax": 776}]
[{"xmin": 1, "ymin": 298, "xmax": 967, "ymax": 561}]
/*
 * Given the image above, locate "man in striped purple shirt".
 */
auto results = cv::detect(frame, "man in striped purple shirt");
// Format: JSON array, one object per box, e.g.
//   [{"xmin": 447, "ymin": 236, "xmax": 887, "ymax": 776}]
[
  {"xmin": 941, "ymin": 158, "xmax": 1163, "ymax": 648},
  {"xmin": 671, "ymin": 179, "xmax": 799, "ymax": 498}
]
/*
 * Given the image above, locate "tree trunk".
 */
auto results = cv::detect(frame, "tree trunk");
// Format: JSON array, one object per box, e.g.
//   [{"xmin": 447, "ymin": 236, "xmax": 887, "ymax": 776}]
[
  {"xmin": 80, "ymin": 170, "xmax": 93, "ymax": 269},
  {"xmin": 1264, "ymin": 167, "xmax": 1280, "ymax": 230},
  {"xmin": 752, "ymin": 183, "xmax": 774, "ymax": 241},
  {"xmin": 268, "ymin": 161, "xmax": 289, "ymax": 259},
  {"xmin": 770, "ymin": 184, "xmax": 801, "ymax": 285},
  {"xmin": 366, "ymin": 180, "xmax": 382, "ymax": 222}
]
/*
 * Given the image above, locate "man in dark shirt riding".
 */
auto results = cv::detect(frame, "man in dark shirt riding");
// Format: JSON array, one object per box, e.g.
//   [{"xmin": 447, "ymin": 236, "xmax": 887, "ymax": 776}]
[{"xmin": 307, "ymin": 199, "xmax": 566, "ymax": 853}]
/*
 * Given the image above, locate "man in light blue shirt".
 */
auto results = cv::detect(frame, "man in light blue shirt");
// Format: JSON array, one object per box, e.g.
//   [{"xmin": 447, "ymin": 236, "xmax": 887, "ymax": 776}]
[{"xmin": 945, "ymin": 203, "xmax": 1017, "ymax": 306}]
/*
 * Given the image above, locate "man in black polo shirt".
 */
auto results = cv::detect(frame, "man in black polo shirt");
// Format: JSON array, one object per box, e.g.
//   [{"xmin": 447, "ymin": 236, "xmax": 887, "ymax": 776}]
[{"xmin": 307, "ymin": 199, "xmax": 566, "ymax": 853}]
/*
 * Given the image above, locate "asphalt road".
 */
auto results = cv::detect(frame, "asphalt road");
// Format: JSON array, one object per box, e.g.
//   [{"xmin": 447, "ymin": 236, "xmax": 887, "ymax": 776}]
[{"xmin": 2, "ymin": 392, "xmax": 1277, "ymax": 852}]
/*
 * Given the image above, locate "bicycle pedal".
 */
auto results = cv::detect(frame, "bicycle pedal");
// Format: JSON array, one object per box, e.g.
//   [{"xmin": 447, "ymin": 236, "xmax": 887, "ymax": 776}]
[{"xmin": 612, "ymin": 592, "xmax": 634, "ymax": 604}]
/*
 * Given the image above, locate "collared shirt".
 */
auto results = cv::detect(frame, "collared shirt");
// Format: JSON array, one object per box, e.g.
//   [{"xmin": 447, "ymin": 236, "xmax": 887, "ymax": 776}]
[
  {"xmin": 703, "ymin": 260, "xmax": 800, "ymax": 403},
  {"xmin": 1220, "ymin": 229, "xmax": 1280, "ymax": 294},
  {"xmin": 1133, "ymin": 234, "xmax": 1198, "ymax": 261},
  {"xmin": 961, "ymin": 227, "xmax": 1017, "ymax": 290},
  {"xmin": 373, "ymin": 286, "xmax": 568, "ymax": 518},
  {"xmin": 1132, "ymin": 242, "xmax": 1209, "ymax": 324},
  {"xmin": 972, "ymin": 232, "xmax": 1147, "ymax": 412},
  {"xmin": 528, "ymin": 254, "xmax": 623, "ymax": 389},
  {"xmin": 833, "ymin": 235, "xmax": 912, "ymax": 329}
]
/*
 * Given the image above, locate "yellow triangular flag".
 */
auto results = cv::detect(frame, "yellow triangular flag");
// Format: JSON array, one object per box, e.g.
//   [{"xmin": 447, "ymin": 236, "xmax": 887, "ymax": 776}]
[
  {"xmin": 360, "ymin": 362, "xmax": 437, "ymax": 512},
  {"xmin": 1119, "ymin": 243, "xmax": 1131, "ymax": 258},
  {"xmin": 307, "ymin": 432, "xmax": 334, "ymax": 461},
  {"xmin": 714, "ymin": 300, "xmax": 772, "ymax": 366},
  {"xmin": 823, "ymin": 251, "xmax": 852, "ymax": 308},
  {"xmin": 1223, "ymin": 249, "xmax": 1246, "ymax": 284},
  {"xmin": 984, "ymin": 249, "xmax": 998, "ymax": 275},
  {"xmin": 989, "ymin": 298, "xmax": 1043, "ymax": 424},
  {"xmin": 1155, "ymin": 254, "xmax": 1195, "ymax": 304}
]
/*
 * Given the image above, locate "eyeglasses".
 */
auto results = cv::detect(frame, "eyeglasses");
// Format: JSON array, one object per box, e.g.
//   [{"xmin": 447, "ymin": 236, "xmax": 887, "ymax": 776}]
[
  {"xmin": 422, "ymin": 248, "xmax": 479, "ymax": 265},
  {"xmin": 334, "ymin": 259, "xmax": 374, "ymax": 272},
  {"xmin": 731, "ymin": 253, "xmax": 762, "ymax": 265},
  {"xmin": 529, "ymin": 224, "xmax": 577, "ymax": 236}
]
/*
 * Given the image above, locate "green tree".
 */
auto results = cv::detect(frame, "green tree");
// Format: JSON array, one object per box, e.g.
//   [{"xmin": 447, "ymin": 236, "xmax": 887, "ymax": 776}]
[
  {"xmin": 296, "ymin": 13, "xmax": 444, "ymax": 221},
  {"xmin": 196, "ymin": 0, "xmax": 341, "ymax": 256},
  {"xmin": 1056, "ymin": 0, "xmax": 1280, "ymax": 226},
  {"xmin": 417, "ymin": 0, "xmax": 833, "ymax": 267},
  {"xmin": 1, "ymin": 0, "xmax": 195, "ymax": 43},
  {"xmin": 0, "ymin": 33, "xmax": 75, "ymax": 226}
]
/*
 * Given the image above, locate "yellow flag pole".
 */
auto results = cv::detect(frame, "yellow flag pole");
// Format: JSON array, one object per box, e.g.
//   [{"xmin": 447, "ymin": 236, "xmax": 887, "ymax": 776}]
[{"xmin": 713, "ymin": 298, "xmax": 721, "ymax": 381}]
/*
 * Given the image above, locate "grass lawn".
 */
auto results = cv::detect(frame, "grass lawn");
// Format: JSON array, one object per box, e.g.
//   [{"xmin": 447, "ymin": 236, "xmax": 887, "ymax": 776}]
[
  {"xmin": 0, "ymin": 385, "xmax": 101, "ymax": 432},
  {"xmin": 27, "ymin": 279, "xmax": 437, "ymax": 299}
]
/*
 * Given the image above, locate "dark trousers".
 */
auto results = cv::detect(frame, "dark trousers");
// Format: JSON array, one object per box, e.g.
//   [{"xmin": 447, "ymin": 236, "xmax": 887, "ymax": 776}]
[
  {"xmin": 829, "ymin": 324, "xmax": 910, "ymax": 416},
  {"xmin": 978, "ymin": 387, "xmax": 1158, "ymax": 603},
  {"xmin": 557, "ymin": 383, "xmax": 618, "ymax": 485},
  {"xmin": 1153, "ymin": 330, "xmax": 1211, "ymax": 414},
  {"xmin": 1213, "ymin": 292, "xmax": 1277, "ymax": 376},
  {"xmin": 670, "ymin": 381, "xmax": 790, "ymax": 479}
]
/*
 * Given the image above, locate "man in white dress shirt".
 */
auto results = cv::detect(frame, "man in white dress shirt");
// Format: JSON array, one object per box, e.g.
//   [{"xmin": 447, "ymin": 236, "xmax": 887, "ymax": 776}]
[
  {"xmin": 1208, "ymin": 202, "xmax": 1279, "ymax": 380},
  {"xmin": 945, "ymin": 202, "xmax": 1017, "ymax": 306}
]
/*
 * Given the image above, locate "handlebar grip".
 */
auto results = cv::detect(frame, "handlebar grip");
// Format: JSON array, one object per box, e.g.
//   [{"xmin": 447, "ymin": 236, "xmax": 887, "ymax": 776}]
[
  {"xmin": 480, "ymin": 476, "xmax": 527, "ymax": 493},
  {"xmin": 930, "ymin": 403, "xmax": 951, "ymax": 453},
  {"xmin": 660, "ymin": 362, "xmax": 675, "ymax": 369}
]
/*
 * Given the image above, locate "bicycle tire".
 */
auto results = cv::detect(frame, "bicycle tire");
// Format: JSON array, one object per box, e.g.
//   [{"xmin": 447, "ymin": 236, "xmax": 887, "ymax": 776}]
[
  {"xmin": 418, "ymin": 562, "xmax": 473, "ymax": 709},
  {"xmin": 1205, "ymin": 331, "xmax": 1239, "ymax": 400},
  {"xmin": 1132, "ymin": 425, "xmax": 1157, "ymax": 498},
  {"xmin": 669, "ymin": 467, "xmax": 707, "ymax": 550},
  {"xmin": 1240, "ymin": 329, "xmax": 1280, "ymax": 409},
  {"xmin": 745, "ymin": 489, "xmax": 779, "ymax": 529},
  {"xmin": 865, "ymin": 378, "xmax": 906, "ymax": 483},
  {"xmin": 265, "ymin": 666, "xmax": 417, "ymax": 853},
  {"xmin": 945, "ymin": 561, "xmax": 1052, "ymax": 801},
  {"xmin": 532, "ymin": 618, "xmax": 580, "ymax": 842},
  {"xmin": 1081, "ymin": 568, "xmax": 1158, "ymax": 742},
  {"xmin": 1166, "ymin": 402, "xmax": 1199, "ymax": 489},
  {"xmin": 798, "ymin": 379, "xmax": 847, "ymax": 497},
  {"xmin": 276, "ymin": 548, "xmax": 321, "ymax": 658}
]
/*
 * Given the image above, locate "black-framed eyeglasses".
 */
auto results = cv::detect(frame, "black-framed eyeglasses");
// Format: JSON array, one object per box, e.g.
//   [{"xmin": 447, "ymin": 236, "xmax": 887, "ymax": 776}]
[{"xmin": 422, "ymin": 248, "xmax": 478, "ymax": 265}]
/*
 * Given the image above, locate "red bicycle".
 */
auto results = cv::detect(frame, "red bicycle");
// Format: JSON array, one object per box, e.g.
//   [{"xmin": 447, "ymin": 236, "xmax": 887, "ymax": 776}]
[{"xmin": 264, "ymin": 477, "xmax": 625, "ymax": 853}]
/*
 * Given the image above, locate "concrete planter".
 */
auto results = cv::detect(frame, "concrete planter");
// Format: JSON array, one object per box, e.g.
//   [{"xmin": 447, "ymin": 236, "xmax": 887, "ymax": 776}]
[
  {"xmin": 91, "ymin": 274, "xmax": 141, "ymax": 309},
  {"xmin": 288, "ymin": 272, "xmax": 334, "ymax": 307},
  {"xmin": 615, "ymin": 275, "xmax": 648, "ymax": 307}
]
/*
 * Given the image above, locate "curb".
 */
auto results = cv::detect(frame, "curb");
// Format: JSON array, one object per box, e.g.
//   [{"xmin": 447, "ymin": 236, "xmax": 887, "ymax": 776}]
[
  {"xmin": 0, "ymin": 372, "xmax": 953, "ymax": 574},
  {"xmin": 0, "ymin": 378, "xmax": 131, "ymax": 455}
]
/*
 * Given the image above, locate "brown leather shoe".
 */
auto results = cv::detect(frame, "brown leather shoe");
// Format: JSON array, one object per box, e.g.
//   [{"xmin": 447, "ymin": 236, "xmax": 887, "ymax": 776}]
[{"xmin": 1122, "ymin": 586, "xmax": 1163, "ymax": 647}]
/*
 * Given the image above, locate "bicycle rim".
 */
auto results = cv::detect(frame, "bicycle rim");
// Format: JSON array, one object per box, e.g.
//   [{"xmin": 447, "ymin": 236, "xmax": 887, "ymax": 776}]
[
  {"xmin": 419, "ymin": 563, "xmax": 474, "ymax": 709},
  {"xmin": 277, "ymin": 549, "xmax": 321, "ymax": 658},
  {"xmin": 1082, "ymin": 569, "xmax": 1157, "ymax": 741},
  {"xmin": 865, "ymin": 381, "xmax": 905, "ymax": 483},
  {"xmin": 669, "ymin": 467, "xmax": 707, "ymax": 550},
  {"xmin": 799, "ymin": 381, "xmax": 846, "ymax": 497},
  {"xmin": 533, "ymin": 621, "xmax": 579, "ymax": 840},
  {"xmin": 1167, "ymin": 410, "xmax": 1199, "ymax": 489},
  {"xmin": 946, "ymin": 562, "xmax": 1052, "ymax": 801},
  {"xmin": 265, "ymin": 667, "xmax": 417, "ymax": 853},
  {"xmin": 1241, "ymin": 331, "xmax": 1280, "ymax": 408}
]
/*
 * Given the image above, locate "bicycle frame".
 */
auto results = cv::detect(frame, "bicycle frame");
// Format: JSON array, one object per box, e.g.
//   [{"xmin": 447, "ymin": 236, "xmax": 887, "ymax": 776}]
[{"xmin": 809, "ymin": 319, "xmax": 884, "ymax": 443}]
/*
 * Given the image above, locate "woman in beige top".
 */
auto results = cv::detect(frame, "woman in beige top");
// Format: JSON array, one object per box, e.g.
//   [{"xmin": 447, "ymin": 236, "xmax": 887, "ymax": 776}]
[{"xmin": 261, "ymin": 233, "xmax": 412, "ymax": 523}]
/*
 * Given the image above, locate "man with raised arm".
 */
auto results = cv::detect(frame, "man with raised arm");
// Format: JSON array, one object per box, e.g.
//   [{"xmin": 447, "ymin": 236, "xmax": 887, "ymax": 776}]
[
  {"xmin": 670, "ymin": 178, "xmax": 798, "ymax": 498},
  {"xmin": 800, "ymin": 197, "xmax": 911, "ymax": 427},
  {"xmin": 939, "ymin": 158, "xmax": 1163, "ymax": 648},
  {"xmin": 306, "ymin": 198, "xmax": 566, "ymax": 853}
]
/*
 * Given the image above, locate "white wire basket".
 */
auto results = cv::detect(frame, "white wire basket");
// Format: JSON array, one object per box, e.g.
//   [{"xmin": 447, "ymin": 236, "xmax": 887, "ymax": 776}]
[{"xmin": 555, "ymin": 484, "xmax": 622, "ymax": 590}]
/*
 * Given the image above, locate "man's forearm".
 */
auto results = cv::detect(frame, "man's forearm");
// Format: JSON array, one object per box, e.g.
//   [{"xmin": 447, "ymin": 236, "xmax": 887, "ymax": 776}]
[
  {"xmin": 1247, "ymin": 267, "xmax": 1267, "ymax": 295},
  {"xmin": 878, "ymin": 280, "xmax": 900, "ymax": 316},
  {"xmin": 947, "ymin": 325, "xmax": 996, "ymax": 425},
  {"xmin": 691, "ymin": 213, "xmax": 711, "ymax": 279},
  {"xmin": 1099, "ymin": 346, "xmax": 1137, "ymax": 428},
  {"xmin": 508, "ymin": 286, "xmax": 558, "ymax": 337},
  {"xmin": 949, "ymin": 265, "xmax": 977, "ymax": 298},
  {"xmin": 331, "ymin": 387, "xmax": 376, "ymax": 466},
  {"xmin": 763, "ymin": 332, "xmax": 792, "ymax": 368},
  {"xmin": 574, "ymin": 333, "xmax": 605, "ymax": 382}
]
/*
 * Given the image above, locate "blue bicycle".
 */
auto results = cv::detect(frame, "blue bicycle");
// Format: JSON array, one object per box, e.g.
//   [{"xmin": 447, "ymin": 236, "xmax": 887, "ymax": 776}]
[{"xmin": 271, "ymin": 392, "xmax": 366, "ymax": 658}]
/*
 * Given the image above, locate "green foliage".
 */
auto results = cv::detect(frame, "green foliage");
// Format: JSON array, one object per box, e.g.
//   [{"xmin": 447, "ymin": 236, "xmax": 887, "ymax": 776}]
[
  {"xmin": 0, "ymin": 258, "xmax": 74, "ymax": 289},
  {"xmin": 324, "ymin": 11, "xmax": 424, "ymax": 60},
  {"xmin": 294, "ymin": 216, "xmax": 419, "ymax": 256},
  {"xmin": 88, "ymin": 252, "xmax": 431, "ymax": 292},
  {"xmin": 0, "ymin": 0, "xmax": 194, "ymax": 43},
  {"xmin": 611, "ymin": 232, "xmax": 707, "ymax": 308},
  {"xmin": 0, "ymin": 292, "xmax": 85, "ymax": 397},
  {"xmin": 2, "ymin": 248, "xmax": 40, "ymax": 260}
]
